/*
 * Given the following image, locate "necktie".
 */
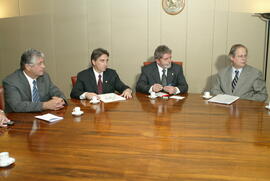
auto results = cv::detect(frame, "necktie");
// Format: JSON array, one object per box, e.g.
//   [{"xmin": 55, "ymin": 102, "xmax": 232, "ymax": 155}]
[
  {"xmin": 232, "ymin": 70, "xmax": 239, "ymax": 92},
  {"xmin": 32, "ymin": 80, "xmax": 40, "ymax": 102},
  {"xmin": 98, "ymin": 74, "xmax": 103, "ymax": 94},
  {"xmin": 161, "ymin": 69, "xmax": 167, "ymax": 86}
]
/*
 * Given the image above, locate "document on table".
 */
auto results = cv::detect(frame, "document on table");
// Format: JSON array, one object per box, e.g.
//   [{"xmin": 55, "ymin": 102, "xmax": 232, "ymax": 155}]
[
  {"xmin": 169, "ymin": 95, "xmax": 185, "ymax": 100},
  {"xmin": 98, "ymin": 93, "xmax": 126, "ymax": 103},
  {"xmin": 208, "ymin": 94, "xmax": 239, "ymax": 105},
  {"xmin": 156, "ymin": 92, "xmax": 169, "ymax": 97},
  {"xmin": 35, "ymin": 113, "xmax": 63, "ymax": 122}
]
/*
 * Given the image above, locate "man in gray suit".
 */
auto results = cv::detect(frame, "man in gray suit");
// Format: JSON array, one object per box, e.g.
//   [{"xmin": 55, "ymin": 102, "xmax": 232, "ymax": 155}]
[
  {"xmin": 3, "ymin": 48, "xmax": 66, "ymax": 113},
  {"xmin": 211, "ymin": 44, "xmax": 268, "ymax": 102},
  {"xmin": 136, "ymin": 45, "xmax": 188, "ymax": 94}
]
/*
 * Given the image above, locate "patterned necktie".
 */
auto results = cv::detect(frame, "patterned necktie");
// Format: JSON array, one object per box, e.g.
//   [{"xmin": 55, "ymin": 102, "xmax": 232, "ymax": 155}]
[
  {"xmin": 161, "ymin": 69, "xmax": 167, "ymax": 86},
  {"xmin": 32, "ymin": 80, "xmax": 40, "ymax": 102},
  {"xmin": 232, "ymin": 70, "xmax": 239, "ymax": 93},
  {"xmin": 97, "ymin": 74, "xmax": 103, "ymax": 94}
]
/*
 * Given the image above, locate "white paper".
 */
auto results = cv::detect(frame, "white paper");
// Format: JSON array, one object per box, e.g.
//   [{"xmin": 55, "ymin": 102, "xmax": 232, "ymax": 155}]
[
  {"xmin": 208, "ymin": 94, "xmax": 239, "ymax": 105},
  {"xmin": 98, "ymin": 93, "xmax": 126, "ymax": 103},
  {"xmin": 35, "ymin": 113, "xmax": 63, "ymax": 122},
  {"xmin": 169, "ymin": 95, "xmax": 185, "ymax": 100}
]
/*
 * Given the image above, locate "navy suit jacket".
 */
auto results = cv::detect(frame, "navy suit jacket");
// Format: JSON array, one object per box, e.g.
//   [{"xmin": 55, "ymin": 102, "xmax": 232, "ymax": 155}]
[
  {"xmin": 136, "ymin": 62, "xmax": 188, "ymax": 94},
  {"xmin": 70, "ymin": 67, "xmax": 130, "ymax": 99}
]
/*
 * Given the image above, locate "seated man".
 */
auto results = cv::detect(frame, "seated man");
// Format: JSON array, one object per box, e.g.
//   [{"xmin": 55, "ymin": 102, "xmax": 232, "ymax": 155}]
[
  {"xmin": 211, "ymin": 44, "xmax": 268, "ymax": 102},
  {"xmin": 3, "ymin": 48, "xmax": 66, "ymax": 113},
  {"xmin": 136, "ymin": 45, "xmax": 188, "ymax": 94},
  {"xmin": 70, "ymin": 48, "xmax": 132, "ymax": 100},
  {"xmin": 0, "ymin": 109, "xmax": 10, "ymax": 127}
]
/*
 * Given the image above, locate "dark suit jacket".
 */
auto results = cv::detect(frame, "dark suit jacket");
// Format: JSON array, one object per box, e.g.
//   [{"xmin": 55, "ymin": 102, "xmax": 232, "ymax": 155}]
[
  {"xmin": 70, "ymin": 67, "xmax": 130, "ymax": 99},
  {"xmin": 136, "ymin": 62, "xmax": 188, "ymax": 94},
  {"xmin": 3, "ymin": 69, "xmax": 66, "ymax": 113},
  {"xmin": 211, "ymin": 65, "xmax": 268, "ymax": 102}
]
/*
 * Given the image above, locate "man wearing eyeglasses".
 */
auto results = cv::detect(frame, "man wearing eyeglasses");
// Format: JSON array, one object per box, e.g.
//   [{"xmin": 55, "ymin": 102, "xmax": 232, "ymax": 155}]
[
  {"xmin": 2, "ymin": 48, "xmax": 66, "ymax": 113},
  {"xmin": 211, "ymin": 44, "xmax": 268, "ymax": 102}
]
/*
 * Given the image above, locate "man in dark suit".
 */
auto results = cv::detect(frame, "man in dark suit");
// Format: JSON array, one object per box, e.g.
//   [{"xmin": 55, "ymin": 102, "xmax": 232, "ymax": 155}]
[
  {"xmin": 211, "ymin": 44, "xmax": 268, "ymax": 102},
  {"xmin": 3, "ymin": 49, "xmax": 66, "ymax": 113},
  {"xmin": 136, "ymin": 45, "xmax": 188, "ymax": 94},
  {"xmin": 70, "ymin": 48, "xmax": 132, "ymax": 100}
]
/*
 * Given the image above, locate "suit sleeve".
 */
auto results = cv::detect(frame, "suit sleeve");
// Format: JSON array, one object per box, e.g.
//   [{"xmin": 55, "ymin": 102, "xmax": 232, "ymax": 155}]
[
  {"xmin": 211, "ymin": 74, "xmax": 225, "ymax": 95},
  {"xmin": 3, "ymin": 79, "xmax": 43, "ymax": 112},
  {"xmin": 250, "ymin": 71, "xmax": 268, "ymax": 102},
  {"xmin": 70, "ymin": 73, "xmax": 86, "ymax": 99},
  {"xmin": 175, "ymin": 66, "xmax": 188, "ymax": 93},
  {"xmin": 113, "ymin": 71, "xmax": 130, "ymax": 93},
  {"xmin": 47, "ymin": 75, "xmax": 67, "ymax": 103},
  {"xmin": 136, "ymin": 67, "xmax": 152, "ymax": 94}
]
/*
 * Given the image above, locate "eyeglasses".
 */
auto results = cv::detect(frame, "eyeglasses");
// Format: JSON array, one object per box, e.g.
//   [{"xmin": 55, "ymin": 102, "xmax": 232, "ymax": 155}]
[{"xmin": 235, "ymin": 55, "xmax": 248, "ymax": 58}]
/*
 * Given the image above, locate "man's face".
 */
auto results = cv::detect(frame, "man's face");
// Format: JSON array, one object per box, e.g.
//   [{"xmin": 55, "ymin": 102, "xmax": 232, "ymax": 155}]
[
  {"xmin": 156, "ymin": 53, "xmax": 172, "ymax": 69},
  {"xmin": 26, "ymin": 57, "xmax": 45, "ymax": 78},
  {"xmin": 92, "ymin": 54, "xmax": 109, "ymax": 73},
  {"xmin": 231, "ymin": 47, "xmax": 247, "ymax": 69}
]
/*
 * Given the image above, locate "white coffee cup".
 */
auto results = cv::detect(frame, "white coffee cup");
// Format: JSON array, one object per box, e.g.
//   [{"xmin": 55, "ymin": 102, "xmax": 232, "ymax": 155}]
[
  {"xmin": 204, "ymin": 91, "xmax": 210, "ymax": 97},
  {"xmin": 73, "ymin": 107, "xmax": 81, "ymax": 113},
  {"xmin": 0, "ymin": 152, "xmax": 9, "ymax": 163}
]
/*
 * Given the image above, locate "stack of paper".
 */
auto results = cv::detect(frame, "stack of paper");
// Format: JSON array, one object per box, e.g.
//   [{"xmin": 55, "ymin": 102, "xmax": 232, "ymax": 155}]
[
  {"xmin": 35, "ymin": 113, "xmax": 63, "ymax": 123},
  {"xmin": 208, "ymin": 94, "xmax": 239, "ymax": 104},
  {"xmin": 98, "ymin": 93, "xmax": 126, "ymax": 103}
]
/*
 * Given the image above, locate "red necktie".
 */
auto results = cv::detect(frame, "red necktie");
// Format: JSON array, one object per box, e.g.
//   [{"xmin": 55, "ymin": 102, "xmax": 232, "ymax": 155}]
[{"xmin": 98, "ymin": 74, "xmax": 103, "ymax": 94}]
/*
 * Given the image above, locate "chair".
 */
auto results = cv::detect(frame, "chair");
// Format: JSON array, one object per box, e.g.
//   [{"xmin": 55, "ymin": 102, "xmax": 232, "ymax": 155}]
[
  {"xmin": 71, "ymin": 76, "xmax": 77, "ymax": 87},
  {"xmin": 0, "ymin": 86, "xmax": 5, "ymax": 110},
  {"xmin": 143, "ymin": 61, "xmax": 183, "ymax": 66}
]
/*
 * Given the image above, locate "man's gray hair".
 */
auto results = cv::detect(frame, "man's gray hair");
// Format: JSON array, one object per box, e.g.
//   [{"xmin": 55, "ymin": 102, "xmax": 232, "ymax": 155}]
[
  {"xmin": 154, "ymin": 45, "xmax": 172, "ymax": 60},
  {"xmin": 20, "ymin": 48, "xmax": 45, "ymax": 70}
]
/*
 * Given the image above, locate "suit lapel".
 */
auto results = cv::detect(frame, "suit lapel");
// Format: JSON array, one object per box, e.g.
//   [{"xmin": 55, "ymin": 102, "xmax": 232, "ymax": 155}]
[
  {"xmin": 151, "ymin": 63, "xmax": 162, "ymax": 84},
  {"xmin": 89, "ymin": 68, "xmax": 98, "ymax": 93},
  {"xmin": 233, "ymin": 66, "xmax": 248, "ymax": 94},
  {"xmin": 19, "ymin": 71, "xmax": 32, "ymax": 100},
  {"xmin": 102, "ymin": 70, "xmax": 110, "ymax": 93},
  {"xmin": 224, "ymin": 67, "xmax": 233, "ymax": 93},
  {"xmin": 167, "ymin": 66, "xmax": 174, "ymax": 85}
]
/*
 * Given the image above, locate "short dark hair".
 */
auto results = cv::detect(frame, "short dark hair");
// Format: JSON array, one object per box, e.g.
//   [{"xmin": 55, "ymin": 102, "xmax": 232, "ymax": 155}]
[
  {"xmin": 20, "ymin": 48, "xmax": 44, "ymax": 70},
  {"xmin": 229, "ymin": 44, "xmax": 248, "ymax": 57},
  {"xmin": 91, "ymin": 48, "xmax": 109, "ymax": 65},
  {"xmin": 154, "ymin": 45, "xmax": 172, "ymax": 60}
]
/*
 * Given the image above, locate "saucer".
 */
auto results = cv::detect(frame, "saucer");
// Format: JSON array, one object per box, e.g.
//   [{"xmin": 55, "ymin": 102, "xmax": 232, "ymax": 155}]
[
  {"xmin": 72, "ymin": 111, "xmax": 84, "ymax": 116},
  {"xmin": 90, "ymin": 100, "xmax": 100, "ymax": 104},
  {"xmin": 202, "ymin": 95, "xmax": 212, "ymax": 99},
  {"xmin": 148, "ymin": 95, "xmax": 157, "ymax": 99},
  {"xmin": 0, "ymin": 157, "xmax": 15, "ymax": 167},
  {"xmin": 265, "ymin": 105, "xmax": 270, "ymax": 110}
]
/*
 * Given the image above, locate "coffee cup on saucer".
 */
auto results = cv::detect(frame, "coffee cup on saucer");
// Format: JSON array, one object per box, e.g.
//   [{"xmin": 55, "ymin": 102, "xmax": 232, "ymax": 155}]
[
  {"xmin": 203, "ymin": 91, "xmax": 212, "ymax": 99},
  {"xmin": 265, "ymin": 102, "xmax": 270, "ymax": 110},
  {"xmin": 72, "ymin": 106, "xmax": 83, "ymax": 116},
  {"xmin": 0, "ymin": 152, "xmax": 15, "ymax": 167}
]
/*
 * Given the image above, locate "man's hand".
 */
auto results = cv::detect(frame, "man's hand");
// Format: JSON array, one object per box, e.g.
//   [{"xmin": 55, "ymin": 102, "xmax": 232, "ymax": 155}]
[
  {"xmin": 152, "ymin": 84, "xmax": 163, "ymax": 92},
  {"xmin": 85, "ymin": 93, "xmax": 100, "ymax": 100},
  {"xmin": 43, "ymin": 97, "xmax": 65, "ymax": 111},
  {"xmin": 120, "ymin": 88, "xmax": 132, "ymax": 99},
  {"xmin": 0, "ymin": 111, "xmax": 10, "ymax": 128},
  {"xmin": 163, "ymin": 86, "xmax": 177, "ymax": 94}
]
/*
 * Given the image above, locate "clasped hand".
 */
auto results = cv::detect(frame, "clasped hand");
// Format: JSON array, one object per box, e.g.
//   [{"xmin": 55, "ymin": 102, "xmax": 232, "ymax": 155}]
[{"xmin": 152, "ymin": 84, "xmax": 176, "ymax": 94}]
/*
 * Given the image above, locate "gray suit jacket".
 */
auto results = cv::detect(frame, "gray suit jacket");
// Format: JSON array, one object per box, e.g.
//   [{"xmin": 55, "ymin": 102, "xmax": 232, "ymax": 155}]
[
  {"xmin": 211, "ymin": 65, "xmax": 268, "ymax": 102},
  {"xmin": 3, "ymin": 69, "xmax": 66, "ymax": 113},
  {"xmin": 136, "ymin": 62, "xmax": 188, "ymax": 94}
]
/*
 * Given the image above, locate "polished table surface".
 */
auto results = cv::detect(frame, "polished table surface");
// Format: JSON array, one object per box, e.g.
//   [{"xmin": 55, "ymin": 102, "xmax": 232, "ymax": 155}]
[{"xmin": 1, "ymin": 93, "xmax": 270, "ymax": 181}]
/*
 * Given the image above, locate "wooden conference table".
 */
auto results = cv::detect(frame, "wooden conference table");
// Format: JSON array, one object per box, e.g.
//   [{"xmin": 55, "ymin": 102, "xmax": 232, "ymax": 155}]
[{"xmin": 0, "ymin": 93, "xmax": 270, "ymax": 181}]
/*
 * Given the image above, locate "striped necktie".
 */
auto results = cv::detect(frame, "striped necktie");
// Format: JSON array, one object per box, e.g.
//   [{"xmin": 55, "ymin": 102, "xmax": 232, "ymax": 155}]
[
  {"xmin": 232, "ymin": 70, "xmax": 239, "ymax": 93},
  {"xmin": 32, "ymin": 80, "xmax": 40, "ymax": 102}
]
